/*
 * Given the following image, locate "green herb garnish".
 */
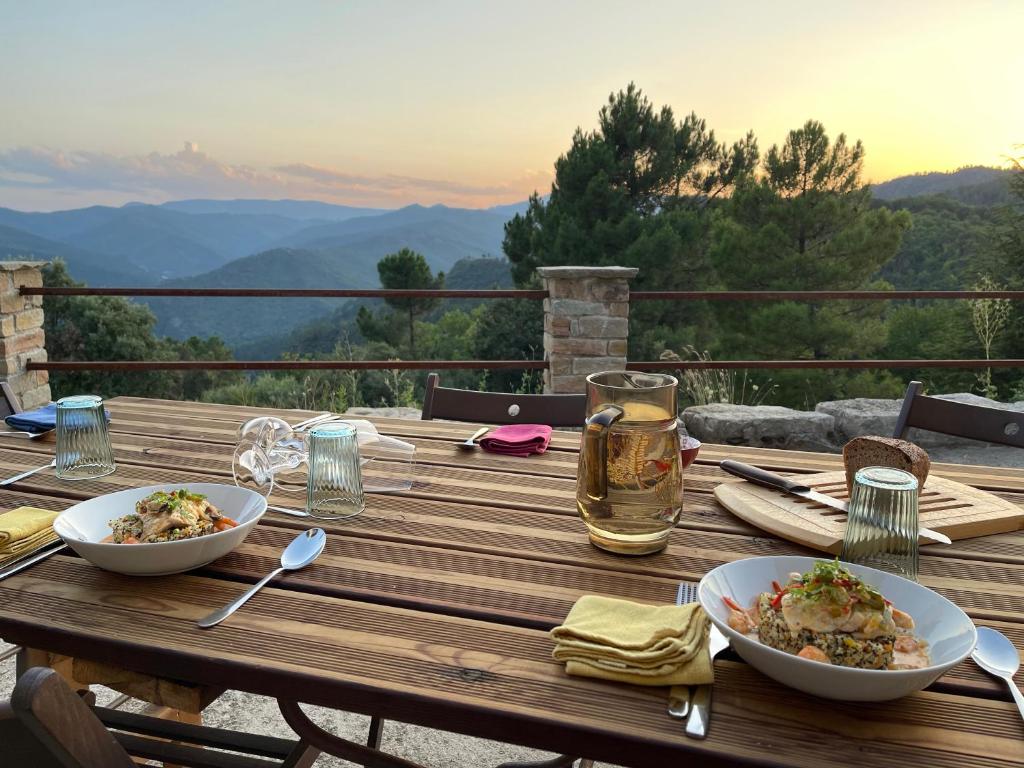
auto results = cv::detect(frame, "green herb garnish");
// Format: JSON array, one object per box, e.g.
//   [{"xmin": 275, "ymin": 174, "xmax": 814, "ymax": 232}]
[{"xmin": 785, "ymin": 559, "xmax": 885, "ymax": 610}]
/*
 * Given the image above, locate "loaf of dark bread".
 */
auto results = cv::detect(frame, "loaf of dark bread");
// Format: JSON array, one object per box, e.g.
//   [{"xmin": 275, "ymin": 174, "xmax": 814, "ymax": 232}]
[{"xmin": 842, "ymin": 436, "xmax": 930, "ymax": 494}]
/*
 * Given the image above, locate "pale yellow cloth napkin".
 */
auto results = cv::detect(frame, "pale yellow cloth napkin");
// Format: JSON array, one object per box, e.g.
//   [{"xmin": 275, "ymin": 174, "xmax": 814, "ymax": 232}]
[
  {"xmin": 0, "ymin": 506, "xmax": 59, "ymax": 563},
  {"xmin": 550, "ymin": 595, "xmax": 713, "ymax": 686}
]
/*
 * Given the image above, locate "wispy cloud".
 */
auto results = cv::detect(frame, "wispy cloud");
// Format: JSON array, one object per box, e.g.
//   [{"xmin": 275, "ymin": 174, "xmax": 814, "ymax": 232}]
[
  {"xmin": 0, "ymin": 143, "xmax": 550, "ymax": 211},
  {"xmin": 273, "ymin": 163, "xmax": 517, "ymax": 197}
]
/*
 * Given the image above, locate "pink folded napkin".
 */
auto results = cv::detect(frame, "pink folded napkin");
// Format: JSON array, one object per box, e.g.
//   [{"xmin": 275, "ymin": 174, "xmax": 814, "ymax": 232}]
[{"xmin": 479, "ymin": 424, "xmax": 552, "ymax": 457}]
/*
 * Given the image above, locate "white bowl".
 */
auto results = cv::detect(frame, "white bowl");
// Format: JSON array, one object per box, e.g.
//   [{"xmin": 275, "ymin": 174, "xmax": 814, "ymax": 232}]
[
  {"xmin": 699, "ymin": 556, "xmax": 976, "ymax": 701},
  {"xmin": 53, "ymin": 483, "xmax": 267, "ymax": 576}
]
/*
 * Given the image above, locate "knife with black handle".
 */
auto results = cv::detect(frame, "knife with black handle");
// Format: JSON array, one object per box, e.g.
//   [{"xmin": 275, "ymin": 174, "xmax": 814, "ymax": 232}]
[{"xmin": 719, "ymin": 460, "xmax": 951, "ymax": 545}]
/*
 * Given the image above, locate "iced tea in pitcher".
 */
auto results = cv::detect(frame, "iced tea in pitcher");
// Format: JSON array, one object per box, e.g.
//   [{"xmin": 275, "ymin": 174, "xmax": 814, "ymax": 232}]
[{"xmin": 576, "ymin": 371, "xmax": 683, "ymax": 555}]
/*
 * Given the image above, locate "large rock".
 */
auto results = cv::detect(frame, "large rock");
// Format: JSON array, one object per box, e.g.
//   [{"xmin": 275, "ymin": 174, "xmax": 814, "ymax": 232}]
[
  {"xmin": 683, "ymin": 404, "xmax": 838, "ymax": 452},
  {"xmin": 344, "ymin": 406, "xmax": 423, "ymax": 420},
  {"xmin": 815, "ymin": 398, "xmax": 900, "ymax": 443}
]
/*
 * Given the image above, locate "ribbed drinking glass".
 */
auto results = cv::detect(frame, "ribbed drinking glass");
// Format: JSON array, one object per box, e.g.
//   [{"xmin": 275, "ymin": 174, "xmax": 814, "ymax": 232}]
[
  {"xmin": 55, "ymin": 395, "xmax": 116, "ymax": 480},
  {"xmin": 839, "ymin": 466, "xmax": 919, "ymax": 581},
  {"xmin": 306, "ymin": 423, "xmax": 364, "ymax": 520}
]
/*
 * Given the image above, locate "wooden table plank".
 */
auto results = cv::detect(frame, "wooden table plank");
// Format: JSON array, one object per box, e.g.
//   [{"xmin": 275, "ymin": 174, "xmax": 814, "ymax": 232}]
[
  {"xmin": 1, "ymin": 397, "xmax": 1023, "ymax": 767},
  {"xmin": 4, "ymin": 435, "xmax": 1022, "ymax": 578},
  {"xmin": 106, "ymin": 397, "xmax": 1024, "ymax": 493},
  {"xmin": 0, "ymin": 443, "xmax": 1022, "ymax": 628},
  {"xmin": 3, "ymin": 558, "xmax": 1023, "ymax": 768}
]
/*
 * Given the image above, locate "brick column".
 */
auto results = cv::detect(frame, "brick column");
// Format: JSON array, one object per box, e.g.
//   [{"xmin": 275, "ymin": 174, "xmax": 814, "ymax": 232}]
[
  {"xmin": 538, "ymin": 266, "xmax": 638, "ymax": 394},
  {"xmin": 0, "ymin": 261, "xmax": 50, "ymax": 409}
]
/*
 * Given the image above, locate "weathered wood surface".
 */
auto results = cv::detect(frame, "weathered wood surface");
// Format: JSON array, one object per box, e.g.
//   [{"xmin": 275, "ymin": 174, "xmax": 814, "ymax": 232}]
[{"xmin": 0, "ymin": 396, "xmax": 1022, "ymax": 767}]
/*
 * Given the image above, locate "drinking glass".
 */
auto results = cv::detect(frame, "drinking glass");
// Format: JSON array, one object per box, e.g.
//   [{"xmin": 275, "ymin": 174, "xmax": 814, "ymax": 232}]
[
  {"xmin": 235, "ymin": 416, "xmax": 308, "ymax": 495},
  {"xmin": 306, "ymin": 423, "xmax": 365, "ymax": 520},
  {"xmin": 55, "ymin": 395, "xmax": 116, "ymax": 480},
  {"xmin": 232, "ymin": 440, "xmax": 274, "ymax": 496},
  {"xmin": 840, "ymin": 466, "xmax": 919, "ymax": 581}
]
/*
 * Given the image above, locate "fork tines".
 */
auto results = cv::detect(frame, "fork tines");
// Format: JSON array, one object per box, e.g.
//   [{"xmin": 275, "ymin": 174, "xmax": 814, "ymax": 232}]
[{"xmin": 676, "ymin": 581, "xmax": 699, "ymax": 606}]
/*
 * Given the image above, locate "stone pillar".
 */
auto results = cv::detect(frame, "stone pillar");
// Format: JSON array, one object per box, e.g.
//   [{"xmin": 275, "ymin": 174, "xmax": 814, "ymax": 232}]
[
  {"xmin": 0, "ymin": 261, "xmax": 50, "ymax": 409},
  {"xmin": 538, "ymin": 266, "xmax": 638, "ymax": 394}
]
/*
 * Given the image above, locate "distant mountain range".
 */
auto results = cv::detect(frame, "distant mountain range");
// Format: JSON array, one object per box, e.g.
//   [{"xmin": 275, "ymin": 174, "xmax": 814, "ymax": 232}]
[
  {"xmin": 871, "ymin": 166, "xmax": 1013, "ymax": 205},
  {"xmin": 0, "ymin": 199, "xmax": 516, "ymax": 288},
  {"xmin": 145, "ymin": 247, "xmax": 378, "ymax": 345},
  {"xmin": 0, "ymin": 167, "xmax": 1013, "ymax": 350},
  {"xmin": 156, "ymin": 198, "xmax": 386, "ymax": 221}
]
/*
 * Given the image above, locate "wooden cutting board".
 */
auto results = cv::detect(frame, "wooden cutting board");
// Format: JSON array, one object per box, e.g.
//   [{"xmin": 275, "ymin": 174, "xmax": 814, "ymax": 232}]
[{"xmin": 714, "ymin": 470, "xmax": 1024, "ymax": 553}]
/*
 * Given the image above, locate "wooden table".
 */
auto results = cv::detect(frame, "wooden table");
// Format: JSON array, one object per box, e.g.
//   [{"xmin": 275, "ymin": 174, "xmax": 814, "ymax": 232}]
[{"xmin": 1, "ymin": 396, "xmax": 1023, "ymax": 767}]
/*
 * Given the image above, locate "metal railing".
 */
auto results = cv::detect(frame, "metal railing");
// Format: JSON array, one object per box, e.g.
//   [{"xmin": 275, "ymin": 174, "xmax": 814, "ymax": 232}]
[{"xmin": 19, "ymin": 285, "xmax": 1024, "ymax": 373}]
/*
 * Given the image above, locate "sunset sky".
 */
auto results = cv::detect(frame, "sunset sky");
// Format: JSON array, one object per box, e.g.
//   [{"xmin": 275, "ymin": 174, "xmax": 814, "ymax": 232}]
[{"xmin": 1, "ymin": 0, "xmax": 1020, "ymax": 211}]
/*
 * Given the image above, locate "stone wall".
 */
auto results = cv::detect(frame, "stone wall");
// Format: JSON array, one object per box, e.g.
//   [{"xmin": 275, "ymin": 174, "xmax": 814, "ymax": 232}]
[
  {"xmin": 538, "ymin": 266, "xmax": 637, "ymax": 394},
  {"xmin": 0, "ymin": 261, "xmax": 50, "ymax": 409},
  {"xmin": 683, "ymin": 394, "xmax": 1024, "ymax": 467}
]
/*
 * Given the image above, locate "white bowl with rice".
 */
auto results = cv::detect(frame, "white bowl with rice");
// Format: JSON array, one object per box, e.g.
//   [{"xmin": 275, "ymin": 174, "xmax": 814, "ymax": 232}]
[
  {"xmin": 54, "ymin": 483, "xmax": 266, "ymax": 576},
  {"xmin": 699, "ymin": 556, "xmax": 977, "ymax": 701}
]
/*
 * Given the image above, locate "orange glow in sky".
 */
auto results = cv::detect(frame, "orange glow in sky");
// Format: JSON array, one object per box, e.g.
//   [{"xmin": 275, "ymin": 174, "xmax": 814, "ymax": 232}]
[{"xmin": 0, "ymin": 1, "xmax": 1020, "ymax": 210}]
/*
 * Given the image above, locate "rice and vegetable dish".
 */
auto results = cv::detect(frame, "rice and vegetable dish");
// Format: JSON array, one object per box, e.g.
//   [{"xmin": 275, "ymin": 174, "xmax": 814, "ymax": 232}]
[
  {"xmin": 106, "ymin": 488, "xmax": 237, "ymax": 544},
  {"xmin": 724, "ymin": 560, "xmax": 930, "ymax": 670}
]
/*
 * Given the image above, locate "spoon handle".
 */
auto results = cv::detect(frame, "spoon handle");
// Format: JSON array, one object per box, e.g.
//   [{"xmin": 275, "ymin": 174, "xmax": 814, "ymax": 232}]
[
  {"xmin": 197, "ymin": 566, "xmax": 285, "ymax": 628},
  {"xmin": 1005, "ymin": 675, "xmax": 1024, "ymax": 721}
]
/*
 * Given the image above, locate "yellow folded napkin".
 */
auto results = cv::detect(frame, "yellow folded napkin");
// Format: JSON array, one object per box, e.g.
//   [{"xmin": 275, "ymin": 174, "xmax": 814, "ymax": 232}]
[
  {"xmin": 550, "ymin": 595, "xmax": 712, "ymax": 687},
  {"xmin": 0, "ymin": 506, "xmax": 59, "ymax": 562}
]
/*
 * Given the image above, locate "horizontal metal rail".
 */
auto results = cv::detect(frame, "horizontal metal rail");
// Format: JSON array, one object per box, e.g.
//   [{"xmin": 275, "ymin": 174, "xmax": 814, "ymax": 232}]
[
  {"xmin": 628, "ymin": 359, "xmax": 1024, "ymax": 370},
  {"xmin": 20, "ymin": 287, "xmax": 547, "ymax": 299},
  {"xmin": 630, "ymin": 290, "xmax": 1024, "ymax": 301},
  {"xmin": 27, "ymin": 358, "xmax": 1024, "ymax": 372},
  {"xmin": 28, "ymin": 360, "xmax": 547, "ymax": 371},
  {"xmin": 22, "ymin": 287, "xmax": 1024, "ymax": 301}
]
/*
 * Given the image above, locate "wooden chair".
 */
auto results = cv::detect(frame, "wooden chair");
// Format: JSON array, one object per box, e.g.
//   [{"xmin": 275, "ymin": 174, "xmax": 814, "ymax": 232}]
[
  {"xmin": 1, "ymin": 667, "xmax": 319, "ymax": 768},
  {"xmin": 0, "ymin": 380, "xmax": 23, "ymax": 419},
  {"xmin": 894, "ymin": 380, "xmax": 1024, "ymax": 447},
  {"xmin": 421, "ymin": 373, "xmax": 586, "ymax": 427}
]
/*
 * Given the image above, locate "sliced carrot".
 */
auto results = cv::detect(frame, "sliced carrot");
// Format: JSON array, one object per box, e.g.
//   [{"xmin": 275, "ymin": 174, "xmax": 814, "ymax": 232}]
[
  {"xmin": 122, "ymin": 536, "xmax": 140, "ymax": 544},
  {"xmin": 213, "ymin": 516, "xmax": 238, "ymax": 531}
]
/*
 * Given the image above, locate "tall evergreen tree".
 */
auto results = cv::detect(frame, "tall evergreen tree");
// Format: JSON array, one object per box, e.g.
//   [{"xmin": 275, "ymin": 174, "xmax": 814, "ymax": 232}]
[
  {"xmin": 503, "ymin": 84, "xmax": 759, "ymax": 356},
  {"xmin": 376, "ymin": 248, "xmax": 444, "ymax": 356},
  {"xmin": 709, "ymin": 121, "xmax": 911, "ymax": 404}
]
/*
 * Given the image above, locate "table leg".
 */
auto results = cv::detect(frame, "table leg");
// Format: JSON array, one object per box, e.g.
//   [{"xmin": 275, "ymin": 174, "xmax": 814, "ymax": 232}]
[
  {"xmin": 367, "ymin": 714, "xmax": 384, "ymax": 749},
  {"xmin": 16, "ymin": 647, "xmax": 91, "ymax": 697}
]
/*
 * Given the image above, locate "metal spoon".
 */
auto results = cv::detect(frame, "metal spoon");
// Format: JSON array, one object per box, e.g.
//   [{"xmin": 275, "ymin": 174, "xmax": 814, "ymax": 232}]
[
  {"xmin": 457, "ymin": 426, "xmax": 490, "ymax": 451},
  {"xmin": 972, "ymin": 626, "xmax": 1024, "ymax": 722},
  {"xmin": 196, "ymin": 528, "xmax": 326, "ymax": 628}
]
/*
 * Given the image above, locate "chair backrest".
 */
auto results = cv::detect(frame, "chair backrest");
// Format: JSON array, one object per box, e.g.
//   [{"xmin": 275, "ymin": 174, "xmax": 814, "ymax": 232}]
[
  {"xmin": 420, "ymin": 373, "xmax": 587, "ymax": 427},
  {"xmin": 0, "ymin": 667, "xmax": 136, "ymax": 768},
  {"xmin": 893, "ymin": 380, "xmax": 1024, "ymax": 448},
  {"xmin": 0, "ymin": 380, "xmax": 22, "ymax": 419}
]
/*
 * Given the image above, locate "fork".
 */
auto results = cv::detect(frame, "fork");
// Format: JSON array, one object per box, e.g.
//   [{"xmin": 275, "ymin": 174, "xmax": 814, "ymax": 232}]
[
  {"xmin": 290, "ymin": 413, "xmax": 336, "ymax": 431},
  {"xmin": 666, "ymin": 581, "xmax": 699, "ymax": 719}
]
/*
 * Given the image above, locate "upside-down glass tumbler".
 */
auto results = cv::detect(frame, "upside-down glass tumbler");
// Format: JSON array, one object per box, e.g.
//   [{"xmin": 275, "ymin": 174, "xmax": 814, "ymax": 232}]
[
  {"xmin": 55, "ymin": 395, "xmax": 116, "ymax": 480},
  {"xmin": 306, "ymin": 423, "xmax": 364, "ymax": 520},
  {"xmin": 839, "ymin": 466, "xmax": 919, "ymax": 581}
]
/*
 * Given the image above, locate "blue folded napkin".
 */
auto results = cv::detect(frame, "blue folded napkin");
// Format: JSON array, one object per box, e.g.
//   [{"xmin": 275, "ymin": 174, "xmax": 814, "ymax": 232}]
[{"xmin": 4, "ymin": 403, "xmax": 111, "ymax": 434}]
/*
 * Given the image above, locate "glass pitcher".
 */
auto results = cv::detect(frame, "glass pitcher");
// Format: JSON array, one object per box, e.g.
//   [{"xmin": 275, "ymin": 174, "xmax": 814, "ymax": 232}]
[{"xmin": 576, "ymin": 371, "xmax": 683, "ymax": 555}]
